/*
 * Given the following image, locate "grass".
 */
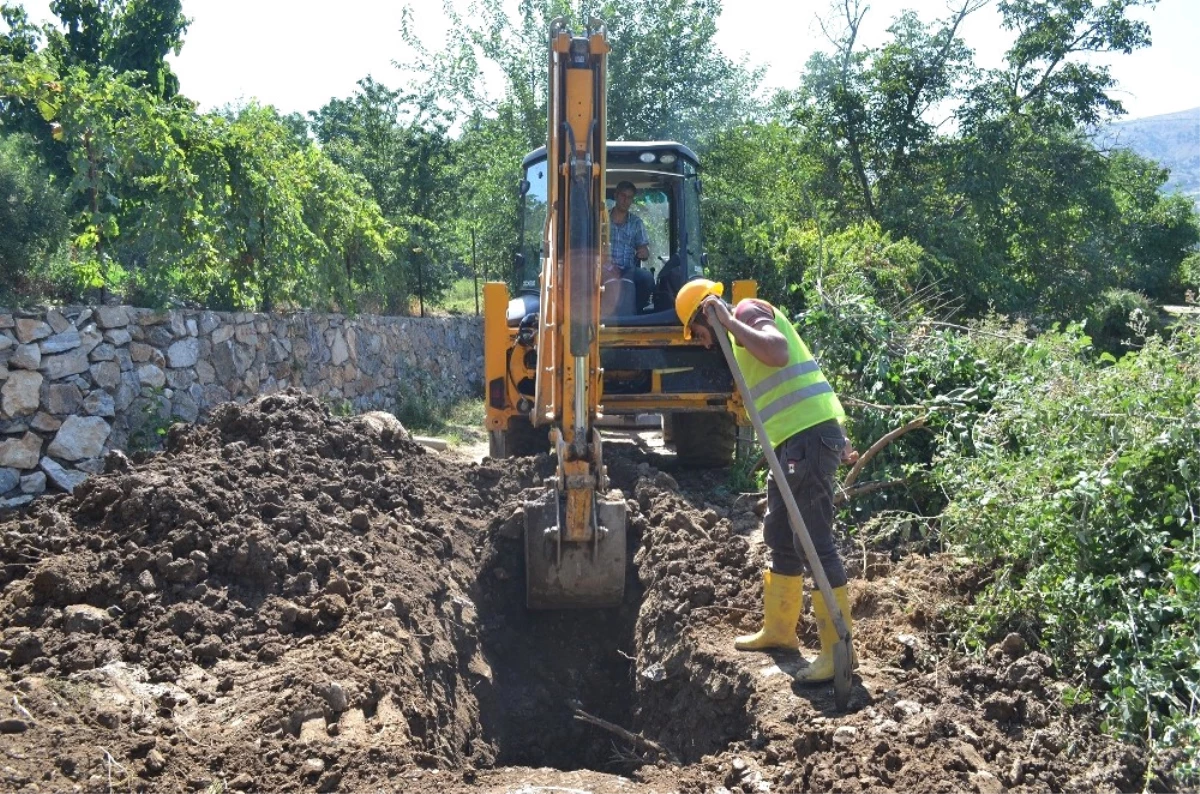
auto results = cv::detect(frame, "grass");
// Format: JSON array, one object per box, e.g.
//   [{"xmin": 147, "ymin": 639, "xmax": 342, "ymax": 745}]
[
  {"xmin": 431, "ymin": 277, "xmax": 483, "ymax": 316},
  {"xmin": 394, "ymin": 384, "xmax": 486, "ymax": 445}
]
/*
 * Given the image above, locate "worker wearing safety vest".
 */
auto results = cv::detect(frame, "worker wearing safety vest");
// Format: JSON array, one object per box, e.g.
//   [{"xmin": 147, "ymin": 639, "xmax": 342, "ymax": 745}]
[{"xmin": 675, "ymin": 278, "xmax": 858, "ymax": 684}]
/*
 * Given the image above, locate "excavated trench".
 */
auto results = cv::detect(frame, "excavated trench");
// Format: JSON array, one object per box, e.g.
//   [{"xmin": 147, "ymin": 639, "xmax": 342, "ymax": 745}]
[
  {"xmin": 463, "ymin": 432, "xmax": 767, "ymax": 774},
  {"xmin": 474, "ymin": 578, "xmax": 643, "ymax": 771}
]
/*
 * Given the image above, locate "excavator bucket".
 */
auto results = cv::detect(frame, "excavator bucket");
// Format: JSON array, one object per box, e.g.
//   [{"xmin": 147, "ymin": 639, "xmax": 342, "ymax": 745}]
[{"xmin": 524, "ymin": 490, "xmax": 627, "ymax": 609}]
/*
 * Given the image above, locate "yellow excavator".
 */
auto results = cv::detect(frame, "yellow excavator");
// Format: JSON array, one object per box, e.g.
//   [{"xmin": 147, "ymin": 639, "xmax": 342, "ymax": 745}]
[{"xmin": 483, "ymin": 18, "xmax": 756, "ymax": 609}]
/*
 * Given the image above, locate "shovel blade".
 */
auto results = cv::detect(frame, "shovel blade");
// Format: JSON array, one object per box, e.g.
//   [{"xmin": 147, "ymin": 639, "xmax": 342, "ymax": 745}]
[
  {"xmin": 524, "ymin": 490, "xmax": 627, "ymax": 609},
  {"xmin": 833, "ymin": 638, "xmax": 853, "ymax": 709}
]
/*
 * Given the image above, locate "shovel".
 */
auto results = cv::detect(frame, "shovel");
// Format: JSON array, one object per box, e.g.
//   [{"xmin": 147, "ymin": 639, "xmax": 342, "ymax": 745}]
[{"xmin": 706, "ymin": 304, "xmax": 853, "ymax": 709}]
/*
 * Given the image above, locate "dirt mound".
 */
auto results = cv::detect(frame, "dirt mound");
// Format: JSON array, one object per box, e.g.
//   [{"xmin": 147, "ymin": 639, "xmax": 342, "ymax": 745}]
[{"xmin": 0, "ymin": 393, "xmax": 1147, "ymax": 792}]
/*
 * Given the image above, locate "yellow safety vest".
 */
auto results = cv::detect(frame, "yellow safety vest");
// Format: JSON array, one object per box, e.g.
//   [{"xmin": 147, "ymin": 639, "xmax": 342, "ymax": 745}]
[{"xmin": 731, "ymin": 308, "xmax": 844, "ymax": 448}]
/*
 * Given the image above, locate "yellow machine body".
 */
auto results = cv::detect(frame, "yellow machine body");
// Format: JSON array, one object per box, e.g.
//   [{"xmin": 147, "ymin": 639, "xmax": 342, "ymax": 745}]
[{"xmin": 483, "ymin": 19, "xmax": 756, "ymax": 609}]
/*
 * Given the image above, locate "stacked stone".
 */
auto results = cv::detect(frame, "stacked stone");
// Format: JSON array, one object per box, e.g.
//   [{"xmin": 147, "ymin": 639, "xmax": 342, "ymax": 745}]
[
  {"xmin": 0, "ymin": 308, "xmax": 124, "ymax": 508},
  {"xmin": 1, "ymin": 306, "xmax": 483, "ymax": 508}
]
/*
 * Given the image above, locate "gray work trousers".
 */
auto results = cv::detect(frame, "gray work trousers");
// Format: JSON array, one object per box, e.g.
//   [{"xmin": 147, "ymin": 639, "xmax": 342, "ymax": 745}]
[{"xmin": 762, "ymin": 419, "xmax": 848, "ymax": 588}]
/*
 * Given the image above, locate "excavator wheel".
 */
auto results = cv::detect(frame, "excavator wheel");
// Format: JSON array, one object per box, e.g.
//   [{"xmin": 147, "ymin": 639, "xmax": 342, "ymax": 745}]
[
  {"xmin": 488, "ymin": 416, "xmax": 549, "ymax": 458},
  {"xmin": 669, "ymin": 411, "xmax": 737, "ymax": 467}
]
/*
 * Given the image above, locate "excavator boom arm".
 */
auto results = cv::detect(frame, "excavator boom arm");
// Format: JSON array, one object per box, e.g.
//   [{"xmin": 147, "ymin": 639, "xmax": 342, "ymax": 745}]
[{"xmin": 523, "ymin": 18, "xmax": 626, "ymax": 609}]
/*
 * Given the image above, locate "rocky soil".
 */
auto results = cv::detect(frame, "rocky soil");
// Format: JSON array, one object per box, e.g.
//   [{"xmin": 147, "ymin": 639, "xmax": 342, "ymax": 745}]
[{"xmin": 0, "ymin": 392, "xmax": 1150, "ymax": 792}]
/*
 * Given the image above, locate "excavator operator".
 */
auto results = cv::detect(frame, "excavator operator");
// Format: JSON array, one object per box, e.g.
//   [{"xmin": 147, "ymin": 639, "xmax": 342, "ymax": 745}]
[
  {"xmin": 675, "ymin": 279, "xmax": 860, "ymax": 684},
  {"xmin": 607, "ymin": 180, "xmax": 655, "ymax": 312}
]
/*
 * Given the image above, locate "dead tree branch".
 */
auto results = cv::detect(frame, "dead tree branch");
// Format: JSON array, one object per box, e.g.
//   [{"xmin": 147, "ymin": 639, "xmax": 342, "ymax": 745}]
[
  {"xmin": 568, "ymin": 700, "xmax": 679, "ymax": 765},
  {"xmin": 835, "ymin": 478, "xmax": 914, "ymax": 506},
  {"xmin": 842, "ymin": 416, "xmax": 928, "ymax": 492}
]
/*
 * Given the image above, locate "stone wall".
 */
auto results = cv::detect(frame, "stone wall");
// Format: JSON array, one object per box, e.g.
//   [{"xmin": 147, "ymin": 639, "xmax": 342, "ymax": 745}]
[{"xmin": 0, "ymin": 306, "xmax": 483, "ymax": 508}]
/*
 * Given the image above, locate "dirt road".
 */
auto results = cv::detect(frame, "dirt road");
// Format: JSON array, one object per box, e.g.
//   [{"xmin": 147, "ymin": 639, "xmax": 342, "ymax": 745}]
[{"xmin": 0, "ymin": 393, "xmax": 1144, "ymax": 792}]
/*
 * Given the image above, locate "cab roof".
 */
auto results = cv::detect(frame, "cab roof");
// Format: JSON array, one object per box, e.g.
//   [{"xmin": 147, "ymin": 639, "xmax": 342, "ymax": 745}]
[{"xmin": 521, "ymin": 141, "xmax": 700, "ymax": 169}]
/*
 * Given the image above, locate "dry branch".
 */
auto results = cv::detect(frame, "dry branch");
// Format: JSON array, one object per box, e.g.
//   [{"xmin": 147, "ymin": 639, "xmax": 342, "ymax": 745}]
[
  {"xmin": 841, "ymin": 415, "xmax": 927, "ymax": 492},
  {"xmin": 568, "ymin": 700, "xmax": 679, "ymax": 765},
  {"xmin": 835, "ymin": 478, "xmax": 913, "ymax": 506}
]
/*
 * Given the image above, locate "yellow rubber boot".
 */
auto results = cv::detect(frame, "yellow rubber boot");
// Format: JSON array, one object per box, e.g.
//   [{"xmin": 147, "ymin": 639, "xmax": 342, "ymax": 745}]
[
  {"xmin": 794, "ymin": 586, "xmax": 856, "ymax": 684},
  {"xmin": 734, "ymin": 571, "xmax": 803, "ymax": 652}
]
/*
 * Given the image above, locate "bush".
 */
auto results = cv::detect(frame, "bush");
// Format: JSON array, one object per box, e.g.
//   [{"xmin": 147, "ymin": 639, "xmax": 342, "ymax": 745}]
[
  {"xmin": 1087, "ymin": 288, "xmax": 1164, "ymax": 356},
  {"xmin": 1180, "ymin": 251, "xmax": 1200, "ymax": 300},
  {"xmin": 789, "ymin": 288, "xmax": 1003, "ymax": 523},
  {"xmin": 935, "ymin": 321, "xmax": 1200, "ymax": 784}
]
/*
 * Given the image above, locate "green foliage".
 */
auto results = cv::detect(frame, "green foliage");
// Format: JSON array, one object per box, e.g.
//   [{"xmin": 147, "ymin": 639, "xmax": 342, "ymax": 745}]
[
  {"xmin": 965, "ymin": 0, "xmax": 1152, "ymax": 129},
  {"xmin": 210, "ymin": 102, "xmax": 401, "ymax": 312},
  {"xmin": 392, "ymin": 375, "xmax": 484, "ymax": 443},
  {"xmin": 444, "ymin": 107, "xmax": 528, "ymax": 293},
  {"xmin": 0, "ymin": 5, "xmax": 39, "ymax": 61},
  {"xmin": 700, "ymin": 120, "xmax": 821, "ymax": 299},
  {"xmin": 597, "ymin": 0, "xmax": 763, "ymax": 144},
  {"xmin": 797, "ymin": 294, "xmax": 998, "ymax": 521},
  {"xmin": 393, "ymin": 374, "xmax": 441, "ymax": 433},
  {"xmin": 128, "ymin": 386, "xmax": 171, "ymax": 451},
  {"xmin": 326, "ymin": 397, "xmax": 355, "ymax": 418},
  {"xmin": 0, "ymin": 51, "xmax": 409, "ymax": 311},
  {"xmin": 773, "ymin": 0, "xmax": 1197, "ymax": 322},
  {"xmin": 726, "ymin": 442, "xmax": 764, "ymax": 494},
  {"xmin": 0, "ymin": 131, "xmax": 68, "ymax": 297},
  {"xmin": 309, "ymin": 77, "xmax": 454, "ymax": 310},
  {"xmin": 1181, "ymin": 252, "xmax": 1200, "ymax": 297},
  {"xmin": 434, "ymin": 276, "xmax": 482, "ymax": 315},
  {"xmin": 45, "ymin": 0, "xmax": 190, "ymax": 98},
  {"xmin": 401, "ymin": 0, "xmax": 760, "ymax": 148},
  {"xmin": 1086, "ymin": 288, "xmax": 1163, "ymax": 356},
  {"xmin": 933, "ymin": 321, "xmax": 1200, "ymax": 782}
]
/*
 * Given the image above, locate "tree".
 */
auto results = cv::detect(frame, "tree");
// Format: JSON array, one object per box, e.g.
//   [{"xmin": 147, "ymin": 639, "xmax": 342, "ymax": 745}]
[
  {"xmin": 446, "ymin": 105, "xmax": 531, "ymax": 289},
  {"xmin": 400, "ymin": 0, "xmax": 762, "ymax": 146},
  {"xmin": 1, "ymin": 52, "xmax": 404, "ymax": 310},
  {"xmin": 789, "ymin": 0, "xmax": 983, "ymax": 224},
  {"xmin": 597, "ymin": 0, "xmax": 763, "ymax": 143},
  {"xmin": 1104, "ymin": 149, "xmax": 1200, "ymax": 302},
  {"xmin": 941, "ymin": 0, "xmax": 1169, "ymax": 317},
  {"xmin": 44, "ymin": 0, "xmax": 190, "ymax": 98},
  {"xmin": 778, "ymin": 0, "xmax": 1189, "ymax": 320},
  {"xmin": 961, "ymin": 0, "xmax": 1154, "ymax": 130},
  {"xmin": 0, "ymin": 131, "xmax": 68, "ymax": 296},
  {"xmin": 310, "ymin": 77, "xmax": 455, "ymax": 310},
  {"xmin": 0, "ymin": 4, "xmax": 39, "ymax": 61},
  {"xmin": 310, "ymin": 78, "xmax": 452, "ymax": 239}
]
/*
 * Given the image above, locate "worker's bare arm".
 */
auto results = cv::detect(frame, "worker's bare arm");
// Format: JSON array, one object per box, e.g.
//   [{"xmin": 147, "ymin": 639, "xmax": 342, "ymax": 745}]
[{"xmin": 703, "ymin": 297, "xmax": 789, "ymax": 368}]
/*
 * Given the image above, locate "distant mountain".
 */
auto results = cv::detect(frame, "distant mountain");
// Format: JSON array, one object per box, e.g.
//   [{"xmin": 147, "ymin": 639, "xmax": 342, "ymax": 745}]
[{"xmin": 1096, "ymin": 107, "xmax": 1200, "ymax": 205}]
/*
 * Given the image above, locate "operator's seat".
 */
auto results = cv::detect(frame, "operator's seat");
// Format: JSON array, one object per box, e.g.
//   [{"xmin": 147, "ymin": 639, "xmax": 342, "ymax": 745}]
[{"xmin": 652, "ymin": 253, "xmax": 686, "ymax": 313}]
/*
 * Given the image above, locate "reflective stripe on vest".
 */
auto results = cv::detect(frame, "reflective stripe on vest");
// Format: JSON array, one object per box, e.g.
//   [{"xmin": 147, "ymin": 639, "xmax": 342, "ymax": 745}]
[{"xmin": 732, "ymin": 307, "xmax": 844, "ymax": 448}]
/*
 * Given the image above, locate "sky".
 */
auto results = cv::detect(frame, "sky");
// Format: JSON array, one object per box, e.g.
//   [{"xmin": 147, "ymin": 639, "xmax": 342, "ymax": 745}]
[{"xmin": 13, "ymin": 0, "xmax": 1200, "ymax": 122}]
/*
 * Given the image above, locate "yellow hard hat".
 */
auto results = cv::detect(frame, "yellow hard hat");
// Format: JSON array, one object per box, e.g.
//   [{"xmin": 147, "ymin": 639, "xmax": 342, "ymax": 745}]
[{"xmin": 675, "ymin": 279, "xmax": 724, "ymax": 340}]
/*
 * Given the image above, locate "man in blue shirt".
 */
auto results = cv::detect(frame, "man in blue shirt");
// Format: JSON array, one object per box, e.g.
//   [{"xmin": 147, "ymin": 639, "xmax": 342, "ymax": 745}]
[{"xmin": 608, "ymin": 180, "xmax": 653, "ymax": 313}]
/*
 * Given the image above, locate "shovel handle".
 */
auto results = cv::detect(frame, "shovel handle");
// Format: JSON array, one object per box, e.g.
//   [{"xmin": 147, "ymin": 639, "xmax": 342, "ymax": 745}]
[{"xmin": 704, "ymin": 305, "xmax": 853, "ymax": 656}]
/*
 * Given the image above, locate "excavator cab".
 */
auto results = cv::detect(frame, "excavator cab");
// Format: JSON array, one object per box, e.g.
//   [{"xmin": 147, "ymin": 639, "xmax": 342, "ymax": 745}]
[{"xmin": 514, "ymin": 142, "xmax": 707, "ymax": 320}]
